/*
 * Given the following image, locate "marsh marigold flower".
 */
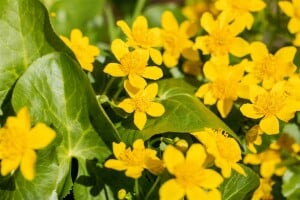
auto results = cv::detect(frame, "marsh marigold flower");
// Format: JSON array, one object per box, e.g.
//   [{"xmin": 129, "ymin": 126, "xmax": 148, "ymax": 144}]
[
  {"xmin": 192, "ymin": 128, "xmax": 245, "ymax": 178},
  {"xmin": 251, "ymin": 178, "xmax": 274, "ymax": 200},
  {"xmin": 240, "ymin": 84, "xmax": 300, "ymax": 134},
  {"xmin": 195, "ymin": 59, "xmax": 246, "ymax": 118},
  {"xmin": 104, "ymin": 39, "xmax": 163, "ymax": 89},
  {"xmin": 104, "ymin": 139, "xmax": 163, "ymax": 179},
  {"xmin": 0, "ymin": 107, "xmax": 56, "ymax": 180},
  {"xmin": 245, "ymin": 125, "xmax": 263, "ymax": 153},
  {"xmin": 161, "ymin": 11, "xmax": 199, "ymax": 68},
  {"xmin": 215, "ymin": 0, "xmax": 266, "ymax": 29},
  {"xmin": 118, "ymin": 81, "xmax": 165, "ymax": 130},
  {"xmin": 60, "ymin": 29, "xmax": 100, "ymax": 72},
  {"xmin": 159, "ymin": 144, "xmax": 223, "ymax": 200},
  {"xmin": 243, "ymin": 41, "xmax": 297, "ymax": 89},
  {"xmin": 117, "ymin": 16, "xmax": 163, "ymax": 65},
  {"xmin": 193, "ymin": 12, "xmax": 249, "ymax": 62},
  {"xmin": 278, "ymin": 0, "xmax": 300, "ymax": 34}
]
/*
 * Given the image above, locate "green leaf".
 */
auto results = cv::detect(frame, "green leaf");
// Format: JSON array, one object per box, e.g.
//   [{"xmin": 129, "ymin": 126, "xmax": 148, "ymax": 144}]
[
  {"xmin": 282, "ymin": 167, "xmax": 300, "ymax": 200},
  {"xmin": 0, "ymin": 0, "xmax": 68, "ymax": 114},
  {"xmin": 10, "ymin": 53, "xmax": 114, "ymax": 199},
  {"xmin": 118, "ymin": 78, "xmax": 237, "ymax": 142},
  {"xmin": 220, "ymin": 164, "xmax": 260, "ymax": 200}
]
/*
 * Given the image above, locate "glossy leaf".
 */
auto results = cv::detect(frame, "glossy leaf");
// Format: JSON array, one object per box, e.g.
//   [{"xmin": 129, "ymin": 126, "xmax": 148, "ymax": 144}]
[
  {"xmin": 282, "ymin": 167, "xmax": 300, "ymax": 200},
  {"xmin": 220, "ymin": 164, "xmax": 260, "ymax": 200},
  {"xmin": 0, "ymin": 0, "xmax": 68, "ymax": 114},
  {"xmin": 10, "ymin": 53, "xmax": 114, "ymax": 199}
]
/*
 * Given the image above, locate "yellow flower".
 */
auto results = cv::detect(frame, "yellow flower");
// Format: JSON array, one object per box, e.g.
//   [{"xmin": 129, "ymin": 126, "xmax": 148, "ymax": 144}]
[
  {"xmin": 182, "ymin": 60, "xmax": 202, "ymax": 76},
  {"xmin": 215, "ymin": 0, "xmax": 266, "ymax": 29},
  {"xmin": 60, "ymin": 29, "xmax": 100, "ymax": 72},
  {"xmin": 192, "ymin": 128, "xmax": 246, "ymax": 178},
  {"xmin": 251, "ymin": 178, "xmax": 274, "ymax": 200},
  {"xmin": 195, "ymin": 59, "xmax": 246, "ymax": 118},
  {"xmin": 0, "ymin": 107, "xmax": 56, "ymax": 180},
  {"xmin": 294, "ymin": 32, "xmax": 300, "ymax": 46},
  {"xmin": 243, "ymin": 149, "xmax": 286, "ymax": 178},
  {"xmin": 243, "ymin": 41, "xmax": 297, "ymax": 89},
  {"xmin": 270, "ymin": 134, "xmax": 300, "ymax": 154},
  {"xmin": 245, "ymin": 125, "xmax": 263, "ymax": 153},
  {"xmin": 161, "ymin": 11, "xmax": 199, "ymax": 68},
  {"xmin": 118, "ymin": 81, "xmax": 165, "ymax": 130},
  {"xmin": 193, "ymin": 12, "xmax": 249, "ymax": 62},
  {"xmin": 285, "ymin": 74, "xmax": 300, "ymax": 101},
  {"xmin": 240, "ymin": 84, "xmax": 300, "ymax": 134},
  {"xmin": 117, "ymin": 16, "xmax": 163, "ymax": 65},
  {"xmin": 104, "ymin": 139, "xmax": 163, "ymax": 179},
  {"xmin": 159, "ymin": 144, "xmax": 223, "ymax": 200},
  {"xmin": 278, "ymin": 0, "xmax": 300, "ymax": 33},
  {"xmin": 103, "ymin": 39, "xmax": 163, "ymax": 89}
]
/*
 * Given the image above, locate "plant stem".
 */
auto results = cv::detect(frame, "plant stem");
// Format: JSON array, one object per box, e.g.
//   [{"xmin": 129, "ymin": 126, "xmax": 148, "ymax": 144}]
[
  {"xmin": 132, "ymin": 0, "xmax": 147, "ymax": 21},
  {"xmin": 134, "ymin": 178, "xmax": 140, "ymax": 200},
  {"xmin": 145, "ymin": 176, "xmax": 161, "ymax": 200},
  {"xmin": 105, "ymin": 3, "xmax": 117, "ymax": 43}
]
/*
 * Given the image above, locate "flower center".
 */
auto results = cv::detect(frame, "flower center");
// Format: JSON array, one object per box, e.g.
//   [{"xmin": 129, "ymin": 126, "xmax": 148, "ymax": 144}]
[
  {"xmin": 207, "ymin": 29, "xmax": 232, "ymax": 56},
  {"xmin": 211, "ymin": 78, "xmax": 237, "ymax": 100},
  {"xmin": 119, "ymin": 148, "xmax": 145, "ymax": 167},
  {"xmin": 132, "ymin": 96, "xmax": 151, "ymax": 112},
  {"xmin": 253, "ymin": 92, "xmax": 286, "ymax": 116},
  {"xmin": 120, "ymin": 51, "xmax": 147, "ymax": 74},
  {"xmin": 253, "ymin": 54, "xmax": 277, "ymax": 80}
]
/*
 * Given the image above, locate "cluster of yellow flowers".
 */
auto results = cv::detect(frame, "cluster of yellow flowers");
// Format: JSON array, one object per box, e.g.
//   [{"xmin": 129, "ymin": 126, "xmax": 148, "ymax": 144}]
[{"xmin": 57, "ymin": 0, "xmax": 300, "ymax": 199}]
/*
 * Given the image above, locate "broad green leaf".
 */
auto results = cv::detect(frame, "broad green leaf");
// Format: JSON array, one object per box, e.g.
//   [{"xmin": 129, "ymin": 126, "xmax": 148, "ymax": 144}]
[
  {"xmin": 282, "ymin": 167, "xmax": 300, "ymax": 200},
  {"xmin": 220, "ymin": 164, "xmax": 260, "ymax": 200},
  {"xmin": 0, "ymin": 145, "xmax": 59, "ymax": 200},
  {"xmin": 118, "ymin": 78, "xmax": 237, "ymax": 142},
  {"xmin": 10, "ymin": 53, "xmax": 114, "ymax": 199},
  {"xmin": 0, "ymin": 0, "xmax": 68, "ymax": 114}
]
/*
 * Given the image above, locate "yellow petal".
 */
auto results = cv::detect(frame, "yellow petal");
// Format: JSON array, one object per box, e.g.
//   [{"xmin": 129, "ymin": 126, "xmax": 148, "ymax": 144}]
[
  {"xmin": 142, "ymin": 67, "xmax": 163, "ymax": 80},
  {"xmin": 133, "ymin": 139, "xmax": 145, "ymax": 150},
  {"xmin": 132, "ymin": 16, "xmax": 148, "ymax": 33},
  {"xmin": 134, "ymin": 111, "xmax": 147, "ymax": 130},
  {"xmin": 161, "ymin": 11, "xmax": 179, "ymax": 31},
  {"xmin": 128, "ymin": 74, "xmax": 147, "ymax": 89},
  {"xmin": 250, "ymin": 41, "xmax": 269, "ymax": 61},
  {"xmin": 112, "ymin": 142, "xmax": 126, "ymax": 158},
  {"xmin": 163, "ymin": 145, "xmax": 184, "ymax": 174},
  {"xmin": 195, "ymin": 84, "xmax": 210, "ymax": 98},
  {"xmin": 104, "ymin": 63, "xmax": 127, "ymax": 76},
  {"xmin": 193, "ymin": 36, "xmax": 209, "ymax": 54},
  {"xmin": 27, "ymin": 123, "xmax": 56, "ymax": 149},
  {"xmin": 123, "ymin": 80, "xmax": 140, "ymax": 98},
  {"xmin": 6, "ymin": 107, "xmax": 31, "ymax": 131},
  {"xmin": 163, "ymin": 52, "xmax": 178, "ymax": 68},
  {"xmin": 104, "ymin": 159, "xmax": 127, "ymax": 171},
  {"xmin": 200, "ymin": 12, "xmax": 216, "ymax": 34},
  {"xmin": 230, "ymin": 38, "xmax": 249, "ymax": 57},
  {"xmin": 116, "ymin": 20, "xmax": 132, "ymax": 38},
  {"xmin": 288, "ymin": 18, "xmax": 300, "ymax": 33},
  {"xmin": 217, "ymin": 99, "xmax": 233, "ymax": 118},
  {"xmin": 125, "ymin": 166, "xmax": 144, "ymax": 179},
  {"xmin": 149, "ymin": 48, "xmax": 162, "ymax": 65},
  {"xmin": 186, "ymin": 186, "xmax": 208, "ymax": 200},
  {"xmin": 198, "ymin": 169, "xmax": 224, "ymax": 188},
  {"xmin": 159, "ymin": 179, "xmax": 185, "ymax": 200},
  {"xmin": 143, "ymin": 83, "xmax": 158, "ymax": 99},
  {"xmin": 260, "ymin": 162, "xmax": 275, "ymax": 178},
  {"xmin": 0, "ymin": 157, "xmax": 21, "ymax": 176},
  {"xmin": 249, "ymin": 0, "xmax": 266, "ymax": 11},
  {"xmin": 278, "ymin": 1, "xmax": 294, "ymax": 17},
  {"xmin": 20, "ymin": 149, "xmax": 37, "ymax": 180},
  {"xmin": 240, "ymin": 104, "xmax": 264, "ymax": 119},
  {"xmin": 232, "ymin": 163, "xmax": 246, "ymax": 176},
  {"xmin": 118, "ymin": 99, "xmax": 135, "ymax": 113},
  {"xmin": 71, "ymin": 29, "xmax": 84, "ymax": 42},
  {"xmin": 243, "ymin": 154, "xmax": 261, "ymax": 165},
  {"xmin": 259, "ymin": 115, "xmax": 279, "ymax": 134},
  {"xmin": 111, "ymin": 39, "xmax": 129, "ymax": 61},
  {"xmin": 146, "ymin": 102, "xmax": 165, "ymax": 117},
  {"xmin": 186, "ymin": 144, "xmax": 206, "ymax": 166},
  {"xmin": 216, "ymin": 159, "xmax": 232, "ymax": 178},
  {"xmin": 182, "ymin": 47, "xmax": 199, "ymax": 61},
  {"xmin": 203, "ymin": 61, "xmax": 218, "ymax": 80},
  {"xmin": 204, "ymin": 91, "xmax": 217, "ymax": 105},
  {"xmin": 275, "ymin": 46, "xmax": 296, "ymax": 62}
]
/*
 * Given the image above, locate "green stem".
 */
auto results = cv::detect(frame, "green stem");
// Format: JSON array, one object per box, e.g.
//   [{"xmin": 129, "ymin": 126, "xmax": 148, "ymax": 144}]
[
  {"xmin": 105, "ymin": 3, "xmax": 117, "ymax": 43},
  {"xmin": 113, "ymin": 78, "xmax": 125, "ymax": 100},
  {"xmin": 102, "ymin": 77, "xmax": 116, "ymax": 95},
  {"xmin": 134, "ymin": 178, "xmax": 140, "ymax": 200},
  {"xmin": 145, "ymin": 176, "xmax": 161, "ymax": 200},
  {"xmin": 132, "ymin": 0, "xmax": 147, "ymax": 21}
]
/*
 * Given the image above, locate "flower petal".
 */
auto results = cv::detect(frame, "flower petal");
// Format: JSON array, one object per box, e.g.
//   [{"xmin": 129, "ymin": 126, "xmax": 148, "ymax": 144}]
[
  {"xmin": 20, "ymin": 149, "xmax": 37, "ymax": 180},
  {"xmin": 116, "ymin": 20, "xmax": 132, "ymax": 38},
  {"xmin": 125, "ymin": 166, "xmax": 144, "ymax": 179},
  {"xmin": 275, "ymin": 46, "xmax": 297, "ymax": 62},
  {"xmin": 112, "ymin": 142, "xmax": 126, "ymax": 158},
  {"xmin": 143, "ymin": 83, "xmax": 158, "ymax": 99},
  {"xmin": 146, "ymin": 102, "xmax": 165, "ymax": 117},
  {"xmin": 118, "ymin": 99, "xmax": 134, "ymax": 113},
  {"xmin": 133, "ymin": 139, "xmax": 145, "ymax": 150},
  {"xmin": 111, "ymin": 39, "xmax": 129, "ymax": 61},
  {"xmin": 186, "ymin": 186, "xmax": 208, "ymax": 200},
  {"xmin": 104, "ymin": 63, "xmax": 127, "ymax": 76},
  {"xmin": 134, "ymin": 111, "xmax": 147, "ymax": 130},
  {"xmin": 232, "ymin": 163, "xmax": 246, "ymax": 176},
  {"xmin": 278, "ymin": 1, "xmax": 294, "ymax": 16},
  {"xmin": 259, "ymin": 115, "xmax": 279, "ymax": 134},
  {"xmin": 163, "ymin": 52, "xmax": 178, "ymax": 68},
  {"xmin": 230, "ymin": 38, "xmax": 249, "ymax": 57},
  {"xmin": 27, "ymin": 123, "xmax": 56, "ymax": 149},
  {"xmin": 142, "ymin": 67, "xmax": 163, "ymax": 80},
  {"xmin": 250, "ymin": 41, "xmax": 268, "ymax": 61},
  {"xmin": 240, "ymin": 104, "xmax": 264, "ymax": 119},
  {"xmin": 159, "ymin": 179, "xmax": 185, "ymax": 200},
  {"xmin": 104, "ymin": 159, "xmax": 127, "ymax": 171},
  {"xmin": 161, "ymin": 11, "xmax": 179, "ymax": 31},
  {"xmin": 198, "ymin": 169, "xmax": 224, "ymax": 188},
  {"xmin": 6, "ymin": 107, "xmax": 31, "ymax": 132},
  {"xmin": 186, "ymin": 144, "xmax": 206, "ymax": 166},
  {"xmin": 0, "ymin": 156, "xmax": 21, "ymax": 176},
  {"xmin": 201, "ymin": 12, "xmax": 216, "ymax": 34},
  {"xmin": 217, "ymin": 99, "xmax": 233, "ymax": 118},
  {"xmin": 128, "ymin": 74, "xmax": 147, "ymax": 89},
  {"xmin": 163, "ymin": 145, "xmax": 185, "ymax": 174},
  {"xmin": 149, "ymin": 48, "xmax": 162, "ymax": 65},
  {"xmin": 132, "ymin": 16, "xmax": 148, "ymax": 32}
]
